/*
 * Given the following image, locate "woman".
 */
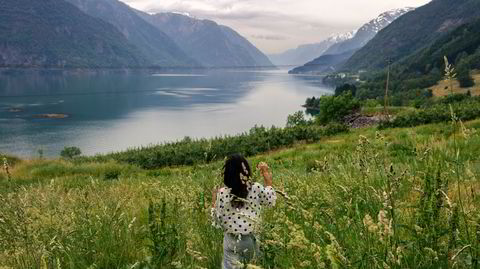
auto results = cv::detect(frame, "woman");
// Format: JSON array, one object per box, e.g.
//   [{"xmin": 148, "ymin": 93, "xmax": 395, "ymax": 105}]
[{"xmin": 211, "ymin": 154, "xmax": 276, "ymax": 269}]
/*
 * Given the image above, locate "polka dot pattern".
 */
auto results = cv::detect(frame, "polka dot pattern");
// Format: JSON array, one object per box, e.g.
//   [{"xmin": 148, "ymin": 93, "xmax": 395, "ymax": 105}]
[{"xmin": 211, "ymin": 183, "xmax": 276, "ymax": 235}]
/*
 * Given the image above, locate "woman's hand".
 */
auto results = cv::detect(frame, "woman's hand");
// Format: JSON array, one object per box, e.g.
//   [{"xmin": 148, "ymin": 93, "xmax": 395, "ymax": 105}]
[
  {"xmin": 211, "ymin": 186, "xmax": 219, "ymax": 208},
  {"xmin": 257, "ymin": 162, "xmax": 273, "ymax": 187}
]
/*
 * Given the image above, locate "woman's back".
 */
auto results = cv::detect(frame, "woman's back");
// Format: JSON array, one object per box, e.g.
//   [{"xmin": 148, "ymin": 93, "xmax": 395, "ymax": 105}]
[
  {"xmin": 212, "ymin": 182, "xmax": 276, "ymax": 235},
  {"xmin": 211, "ymin": 155, "xmax": 276, "ymax": 269}
]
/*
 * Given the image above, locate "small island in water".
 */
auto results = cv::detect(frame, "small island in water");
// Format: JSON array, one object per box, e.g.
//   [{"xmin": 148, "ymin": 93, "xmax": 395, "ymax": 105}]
[{"xmin": 32, "ymin": 113, "xmax": 69, "ymax": 119}]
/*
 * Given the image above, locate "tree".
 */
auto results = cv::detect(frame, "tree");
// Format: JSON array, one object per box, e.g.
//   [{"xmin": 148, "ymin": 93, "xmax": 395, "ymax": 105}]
[
  {"xmin": 60, "ymin": 146, "xmax": 82, "ymax": 159},
  {"xmin": 287, "ymin": 111, "xmax": 308, "ymax": 127},
  {"xmin": 456, "ymin": 58, "xmax": 475, "ymax": 88},
  {"xmin": 315, "ymin": 92, "xmax": 360, "ymax": 125},
  {"xmin": 335, "ymin": 84, "xmax": 357, "ymax": 97}
]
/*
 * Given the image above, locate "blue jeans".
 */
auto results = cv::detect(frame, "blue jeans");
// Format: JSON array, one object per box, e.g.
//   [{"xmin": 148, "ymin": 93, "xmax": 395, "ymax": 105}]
[{"xmin": 222, "ymin": 233, "xmax": 258, "ymax": 269}]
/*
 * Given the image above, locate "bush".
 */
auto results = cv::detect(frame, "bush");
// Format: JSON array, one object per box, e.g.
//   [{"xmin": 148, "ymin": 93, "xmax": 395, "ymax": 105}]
[
  {"xmin": 286, "ymin": 111, "xmax": 308, "ymax": 127},
  {"xmin": 314, "ymin": 92, "xmax": 360, "ymax": 125},
  {"xmin": 335, "ymin": 83, "xmax": 357, "ymax": 96},
  {"xmin": 379, "ymin": 96, "xmax": 480, "ymax": 129},
  {"xmin": 60, "ymin": 146, "xmax": 82, "ymax": 159},
  {"xmin": 363, "ymin": 99, "xmax": 380, "ymax": 108},
  {"xmin": 457, "ymin": 57, "xmax": 475, "ymax": 88},
  {"xmin": 104, "ymin": 169, "xmax": 121, "ymax": 181},
  {"xmin": 86, "ymin": 124, "xmax": 349, "ymax": 169},
  {"xmin": 438, "ymin": 93, "xmax": 471, "ymax": 104},
  {"xmin": 457, "ymin": 70, "xmax": 475, "ymax": 88}
]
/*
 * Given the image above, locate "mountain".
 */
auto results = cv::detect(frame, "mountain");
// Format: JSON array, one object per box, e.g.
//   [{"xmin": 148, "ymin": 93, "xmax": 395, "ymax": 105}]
[
  {"xmin": 64, "ymin": 0, "xmax": 198, "ymax": 67},
  {"xmin": 378, "ymin": 17, "xmax": 480, "ymax": 91},
  {"xmin": 400, "ymin": 17, "xmax": 480, "ymax": 74},
  {"xmin": 139, "ymin": 12, "xmax": 273, "ymax": 68},
  {"xmin": 288, "ymin": 50, "xmax": 356, "ymax": 74},
  {"xmin": 268, "ymin": 32, "xmax": 356, "ymax": 67},
  {"xmin": 344, "ymin": 0, "xmax": 480, "ymax": 71},
  {"xmin": 0, "ymin": 0, "xmax": 147, "ymax": 68},
  {"xmin": 289, "ymin": 8, "xmax": 412, "ymax": 74},
  {"xmin": 323, "ymin": 8, "xmax": 414, "ymax": 56}
]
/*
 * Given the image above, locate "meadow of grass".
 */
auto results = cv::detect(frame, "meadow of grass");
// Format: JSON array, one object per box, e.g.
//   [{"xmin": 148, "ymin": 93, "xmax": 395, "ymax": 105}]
[
  {"xmin": 1, "ymin": 116, "xmax": 480, "ymax": 269},
  {"xmin": 431, "ymin": 71, "xmax": 480, "ymax": 97}
]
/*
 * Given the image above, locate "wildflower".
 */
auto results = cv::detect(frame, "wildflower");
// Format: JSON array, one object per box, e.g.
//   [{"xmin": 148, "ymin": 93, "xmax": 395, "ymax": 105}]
[
  {"xmin": 299, "ymin": 260, "xmax": 311, "ymax": 267},
  {"xmin": 444, "ymin": 56, "xmax": 457, "ymax": 95},
  {"xmin": 414, "ymin": 225, "xmax": 423, "ymax": 234},
  {"xmin": 171, "ymin": 261, "xmax": 182, "ymax": 269},
  {"xmin": 377, "ymin": 210, "xmax": 393, "ymax": 242},
  {"xmin": 424, "ymin": 247, "xmax": 439, "ymax": 261},
  {"xmin": 375, "ymin": 131, "xmax": 385, "ymax": 141},
  {"xmin": 246, "ymin": 264, "xmax": 263, "ymax": 269},
  {"xmin": 325, "ymin": 232, "xmax": 349, "ymax": 268},
  {"xmin": 363, "ymin": 214, "xmax": 378, "ymax": 233},
  {"xmin": 287, "ymin": 229, "xmax": 309, "ymax": 251},
  {"xmin": 2, "ymin": 157, "xmax": 11, "ymax": 180}
]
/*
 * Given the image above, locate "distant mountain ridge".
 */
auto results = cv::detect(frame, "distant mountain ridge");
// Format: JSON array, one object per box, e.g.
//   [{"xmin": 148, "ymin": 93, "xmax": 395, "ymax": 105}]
[
  {"xmin": 344, "ymin": 0, "xmax": 480, "ymax": 71},
  {"xmin": 288, "ymin": 50, "xmax": 356, "ymax": 74},
  {"xmin": 64, "ymin": 0, "xmax": 199, "ymax": 67},
  {"xmin": 268, "ymin": 31, "xmax": 356, "ymax": 67},
  {"xmin": 0, "ymin": 0, "xmax": 147, "ymax": 68},
  {"xmin": 323, "ymin": 8, "xmax": 414, "ymax": 56},
  {"xmin": 1, "ymin": 0, "xmax": 272, "ymax": 69},
  {"xmin": 140, "ymin": 12, "xmax": 273, "ymax": 68},
  {"xmin": 289, "ymin": 8, "xmax": 413, "ymax": 74}
]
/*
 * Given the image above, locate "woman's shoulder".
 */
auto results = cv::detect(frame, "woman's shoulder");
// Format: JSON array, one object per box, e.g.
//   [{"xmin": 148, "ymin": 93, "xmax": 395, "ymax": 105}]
[
  {"xmin": 250, "ymin": 182, "xmax": 264, "ymax": 191},
  {"xmin": 218, "ymin": 187, "xmax": 231, "ymax": 196}
]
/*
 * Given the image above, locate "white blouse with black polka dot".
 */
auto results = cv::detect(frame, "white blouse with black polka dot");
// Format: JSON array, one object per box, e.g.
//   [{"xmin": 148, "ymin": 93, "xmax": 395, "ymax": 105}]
[{"xmin": 211, "ymin": 183, "xmax": 276, "ymax": 235}]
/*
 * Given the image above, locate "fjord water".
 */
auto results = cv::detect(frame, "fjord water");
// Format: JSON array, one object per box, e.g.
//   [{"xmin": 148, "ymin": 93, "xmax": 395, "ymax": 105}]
[{"xmin": 0, "ymin": 69, "xmax": 332, "ymax": 157}]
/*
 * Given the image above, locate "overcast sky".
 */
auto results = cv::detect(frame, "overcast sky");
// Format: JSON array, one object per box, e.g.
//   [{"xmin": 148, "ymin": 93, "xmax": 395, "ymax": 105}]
[{"xmin": 121, "ymin": 0, "xmax": 431, "ymax": 54}]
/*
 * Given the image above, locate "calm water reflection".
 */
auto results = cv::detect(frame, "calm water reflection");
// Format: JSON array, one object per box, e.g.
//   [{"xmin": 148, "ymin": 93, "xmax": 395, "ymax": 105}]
[{"xmin": 0, "ymin": 69, "xmax": 332, "ymax": 157}]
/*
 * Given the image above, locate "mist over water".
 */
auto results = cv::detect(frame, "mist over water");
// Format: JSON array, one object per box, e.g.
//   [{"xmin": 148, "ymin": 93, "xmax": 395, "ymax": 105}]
[{"xmin": 0, "ymin": 69, "xmax": 333, "ymax": 157}]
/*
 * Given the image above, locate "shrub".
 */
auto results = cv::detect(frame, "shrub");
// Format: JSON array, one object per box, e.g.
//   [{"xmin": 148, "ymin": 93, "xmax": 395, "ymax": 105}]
[
  {"xmin": 379, "ymin": 96, "xmax": 480, "ymax": 129},
  {"xmin": 286, "ymin": 111, "xmax": 308, "ymax": 127},
  {"xmin": 85, "ymin": 124, "xmax": 349, "ymax": 169},
  {"xmin": 335, "ymin": 83, "xmax": 357, "ymax": 96},
  {"xmin": 60, "ymin": 146, "xmax": 82, "ymax": 159},
  {"xmin": 104, "ymin": 169, "xmax": 121, "ymax": 181},
  {"xmin": 363, "ymin": 99, "xmax": 380, "ymax": 108},
  {"xmin": 314, "ymin": 92, "xmax": 360, "ymax": 125}
]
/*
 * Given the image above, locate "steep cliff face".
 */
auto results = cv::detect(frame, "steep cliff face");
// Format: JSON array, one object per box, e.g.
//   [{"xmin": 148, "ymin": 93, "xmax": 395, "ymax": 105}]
[
  {"xmin": 0, "ymin": 0, "xmax": 147, "ymax": 68},
  {"xmin": 142, "ymin": 12, "xmax": 273, "ymax": 68},
  {"xmin": 65, "ymin": 0, "xmax": 199, "ymax": 67}
]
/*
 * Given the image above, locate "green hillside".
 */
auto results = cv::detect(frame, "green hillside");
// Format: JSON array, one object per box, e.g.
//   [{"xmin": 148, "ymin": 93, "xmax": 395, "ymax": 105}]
[
  {"xmin": 344, "ymin": 0, "xmax": 480, "ymax": 71},
  {"xmin": 351, "ymin": 17, "xmax": 480, "ymax": 99},
  {"xmin": 0, "ymin": 0, "xmax": 148, "ymax": 68},
  {"xmin": 398, "ymin": 17, "xmax": 480, "ymax": 87}
]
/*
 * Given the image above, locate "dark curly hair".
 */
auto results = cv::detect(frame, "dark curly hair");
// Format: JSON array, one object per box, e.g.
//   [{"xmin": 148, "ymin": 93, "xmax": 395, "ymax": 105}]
[{"xmin": 223, "ymin": 154, "xmax": 252, "ymax": 208}]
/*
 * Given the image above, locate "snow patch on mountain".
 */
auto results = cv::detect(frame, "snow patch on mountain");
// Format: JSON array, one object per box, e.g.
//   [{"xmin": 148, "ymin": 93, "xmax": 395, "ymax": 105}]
[{"xmin": 361, "ymin": 7, "xmax": 415, "ymax": 33}]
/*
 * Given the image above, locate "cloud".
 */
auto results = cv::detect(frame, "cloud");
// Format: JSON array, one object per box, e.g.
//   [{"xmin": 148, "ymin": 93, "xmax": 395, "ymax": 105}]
[
  {"xmin": 251, "ymin": 34, "xmax": 288, "ymax": 41},
  {"xmin": 121, "ymin": 0, "xmax": 431, "ymax": 54}
]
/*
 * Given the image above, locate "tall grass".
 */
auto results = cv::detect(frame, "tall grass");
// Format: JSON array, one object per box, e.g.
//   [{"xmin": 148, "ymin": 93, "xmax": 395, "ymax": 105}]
[{"xmin": 1, "ymin": 120, "xmax": 480, "ymax": 268}]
